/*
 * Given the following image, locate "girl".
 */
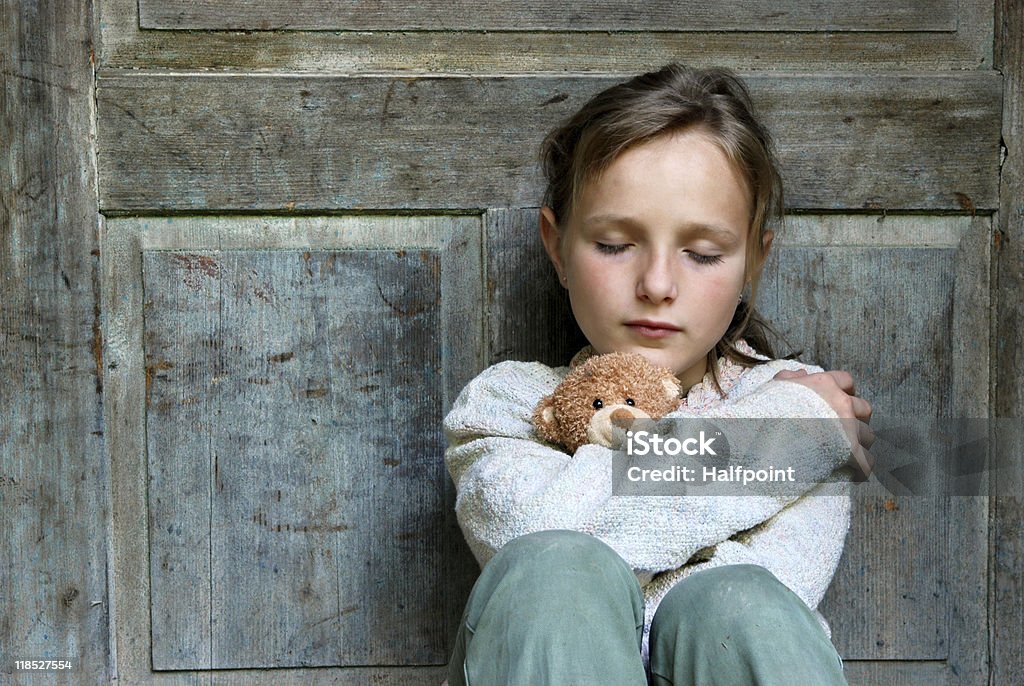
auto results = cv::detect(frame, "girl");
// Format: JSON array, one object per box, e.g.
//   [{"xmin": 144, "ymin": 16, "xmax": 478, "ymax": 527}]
[{"xmin": 443, "ymin": 64, "xmax": 873, "ymax": 686}]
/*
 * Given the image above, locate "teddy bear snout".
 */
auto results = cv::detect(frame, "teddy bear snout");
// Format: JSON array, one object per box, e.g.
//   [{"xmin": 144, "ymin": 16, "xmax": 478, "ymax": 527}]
[
  {"xmin": 586, "ymin": 404, "xmax": 652, "ymax": 448},
  {"xmin": 610, "ymin": 408, "xmax": 637, "ymax": 429}
]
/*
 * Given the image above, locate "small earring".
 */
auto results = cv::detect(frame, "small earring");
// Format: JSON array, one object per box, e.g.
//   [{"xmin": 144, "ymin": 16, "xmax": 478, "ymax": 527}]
[{"xmin": 561, "ymin": 275, "xmax": 568, "ymax": 284}]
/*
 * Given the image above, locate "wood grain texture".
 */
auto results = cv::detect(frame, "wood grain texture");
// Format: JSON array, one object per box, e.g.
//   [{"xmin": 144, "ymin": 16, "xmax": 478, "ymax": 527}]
[
  {"xmin": 485, "ymin": 209, "xmax": 588, "ymax": 366},
  {"xmin": 95, "ymin": 73, "xmax": 1001, "ymax": 213},
  {"xmin": 749, "ymin": 217, "xmax": 989, "ymax": 667},
  {"xmin": 138, "ymin": 0, "xmax": 956, "ymax": 32},
  {"xmin": 0, "ymin": 0, "xmax": 110, "ymax": 683},
  {"xmin": 991, "ymin": 0, "xmax": 1024, "ymax": 684},
  {"xmin": 762, "ymin": 216, "xmax": 990, "ymax": 418},
  {"xmin": 100, "ymin": 0, "xmax": 993, "ymax": 73},
  {"xmin": 144, "ymin": 250, "xmax": 446, "ymax": 669},
  {"xmin": 104, "ymin": 217, "xmax": 482, "ymax": 682},
  {"xmin": 841, "ymin": 660, "xmax": 949, "ymax": 685},
  {"xmin": 827, "ymin": 494, "xmax": 948, "ymax": 660}
]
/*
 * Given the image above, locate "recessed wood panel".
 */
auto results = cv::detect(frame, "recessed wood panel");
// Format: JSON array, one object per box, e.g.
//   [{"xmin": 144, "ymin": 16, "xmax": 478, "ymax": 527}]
[
  {"xmin": 143, "ymin": 249, "xmax": 445, "ymax": 669},
  {"xmin": 138, "ymin": 0, "xmax": 956, "ymax": 32},
  {"xmin": 757, "ymin": 216, "xmax": 989, "ymax": 665},
  {"xmin": 485, "ymin": 209, "xmax": 587, "ymax": 367},
  {"xmin": 96, "ymin": 73, "xmax": 1001, "ymax": 213},
  {"xmin": 104, "ymin": 216, "xmax": 482, "ymax": 682}
]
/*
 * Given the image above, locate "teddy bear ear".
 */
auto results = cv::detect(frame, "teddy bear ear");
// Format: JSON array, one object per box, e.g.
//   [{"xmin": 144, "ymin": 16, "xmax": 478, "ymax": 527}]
[
  {"xmin": 532, "ymin": 395, "xmax": 562, "ymax": 444},
  {"xmin": 661, "ymin": 377, "xmax": 682, "ymax": 400}
]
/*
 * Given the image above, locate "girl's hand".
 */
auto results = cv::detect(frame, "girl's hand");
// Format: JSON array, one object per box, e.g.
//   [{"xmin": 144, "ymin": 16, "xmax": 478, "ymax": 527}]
[{"xmin": 773, "ymin": 369, "xmax": 875, "ymax": 481}]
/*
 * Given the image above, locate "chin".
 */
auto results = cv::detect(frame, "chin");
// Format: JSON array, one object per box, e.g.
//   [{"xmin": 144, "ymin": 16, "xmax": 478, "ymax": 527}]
[{"xmin": 631, "ymin": 349, "xmax": 676, "ymax": 370}]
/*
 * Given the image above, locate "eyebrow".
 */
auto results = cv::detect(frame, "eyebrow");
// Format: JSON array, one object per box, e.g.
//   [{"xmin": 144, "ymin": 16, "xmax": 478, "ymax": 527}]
[{"xmin": 582, "ymin": 214, "xmax": 742, "ymax": 245}]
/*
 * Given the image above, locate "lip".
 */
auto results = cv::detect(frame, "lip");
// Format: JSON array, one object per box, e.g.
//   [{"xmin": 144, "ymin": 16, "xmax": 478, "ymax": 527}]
[{"xmin": 625, "ymin": 320, "xmax": 681, "ymax": 338}]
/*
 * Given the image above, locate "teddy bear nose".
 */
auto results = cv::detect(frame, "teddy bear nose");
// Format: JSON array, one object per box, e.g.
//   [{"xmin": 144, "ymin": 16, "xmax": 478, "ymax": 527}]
[{"xmin": 610, "ymin": 408, "xmax": 635, "ymax": 429}]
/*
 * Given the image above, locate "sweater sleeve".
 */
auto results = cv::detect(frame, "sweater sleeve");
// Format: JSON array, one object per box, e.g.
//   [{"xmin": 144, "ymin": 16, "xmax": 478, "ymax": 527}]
[
  {"xmin": 445, "ymin": 360, "xmax": 852, "ymax": 572},
  {"xmin": 645, "ymin": 477, "xmax": 851, "ymax": 607}
]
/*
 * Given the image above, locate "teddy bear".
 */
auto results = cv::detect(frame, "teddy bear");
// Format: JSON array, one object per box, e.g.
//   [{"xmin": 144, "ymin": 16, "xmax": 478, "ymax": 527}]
[{"xmin": 533, "ymin": 351, "xmax": 683, "ymax": 453}]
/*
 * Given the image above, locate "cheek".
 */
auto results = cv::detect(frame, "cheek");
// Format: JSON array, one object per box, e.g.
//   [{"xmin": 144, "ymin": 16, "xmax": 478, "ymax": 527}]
[
  {"xmin": 698, "ymin": 266, "xmax": 745, "ymax": 299},
  {"xmin": 568, "ymin": 246, "xmax": 601, "ymax": 272},
  {"xmin": 690, "ymin": 266, "xmax": 746, "ymax": 324},
  {"xmin": 570, "ymin": 252, "xmax": 622, "ymax": 290}
]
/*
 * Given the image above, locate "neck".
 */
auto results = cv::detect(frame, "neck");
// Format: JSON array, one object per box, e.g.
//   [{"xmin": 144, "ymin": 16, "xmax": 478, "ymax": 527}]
[{"xmin": 677, "ymin": 356, "xmax": 710, "ymax": 395}]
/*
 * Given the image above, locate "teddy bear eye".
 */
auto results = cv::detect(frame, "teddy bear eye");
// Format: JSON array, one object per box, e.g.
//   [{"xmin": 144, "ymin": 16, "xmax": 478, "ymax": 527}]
[
  {"xmin": 592, "ymin": 399, "xmax": 603, "ymax": 409},
  {"xmin": 626, "ymin": 398, "xmax": 635, "ymax": 406}
]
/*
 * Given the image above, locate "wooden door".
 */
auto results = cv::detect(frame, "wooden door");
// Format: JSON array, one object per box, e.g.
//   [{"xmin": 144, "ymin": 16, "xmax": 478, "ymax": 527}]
[{"xmin": 4, "ymin": 0, "xmax": 1023, "ymax": 684}]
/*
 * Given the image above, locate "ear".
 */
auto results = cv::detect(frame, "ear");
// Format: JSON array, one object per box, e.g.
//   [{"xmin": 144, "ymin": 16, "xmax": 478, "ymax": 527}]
[
  {"xmin": 532, "ymin": 395, "xmax": 562, "ymax": 444},
  {"xmin": 753, "ymin": 229, "xmax": 774, "ymax": 274},
  {"xmin": 539, "ymin": 207, "xmax": 567, "ymax": 287},
  {"xmin": 744, "ymin": 229, "xmax": 775, "ymax": 288}
]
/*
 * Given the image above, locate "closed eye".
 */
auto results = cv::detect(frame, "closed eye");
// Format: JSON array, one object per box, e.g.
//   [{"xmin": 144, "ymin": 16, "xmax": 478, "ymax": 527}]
[
  {"xmin": 687, "ymin": 252, "xmax": 723, "ymax": 266},
  {"xmin": 595, "ymin": 243, "xmax": 629, "ymax": 255}
]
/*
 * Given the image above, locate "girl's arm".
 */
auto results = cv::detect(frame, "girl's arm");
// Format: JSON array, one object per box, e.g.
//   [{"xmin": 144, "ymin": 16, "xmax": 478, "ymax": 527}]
[
  {"xmin": 445, "ymin": 360, "xmax": 851, "ymax": 573},
  {"xmin": 645, "ymin": 479, "xmax": 852, "ymax": 611},
  {"xmin": 635, "ymin": 483, "xmax": 851, "ymax": 667}
]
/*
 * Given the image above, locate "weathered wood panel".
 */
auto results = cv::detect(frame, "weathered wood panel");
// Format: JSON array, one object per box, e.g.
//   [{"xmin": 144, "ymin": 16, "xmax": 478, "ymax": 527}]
[
  {"xmin": 144, "ymin": 249, "xmax": 445, "ymax": 669},
  {"xmin": 829, "ymin": 494, "xmax": 946, "ymax": 661},
  {"xmin": 759, "ymin": 215, "xmax": 990, "ymax": 420},
  {"xmin": 992, "ymin": 0, "xmax": 1024, "ymax": 684},
  {"xmin": 0, "ymin": 0, "xmax": 110, "ymax": 684},
  {"xmin": 96, "ymin": 73, "xmax": 1002, "ymax": 213},
  {"xmin": 139, "ymin": 0, "xmax": 956, "ymax": 32},
  {"xmin": 485, "ymin": 209, "xmax": 587, "ymax": 366},
  {"xmin": 102, "ymin": 0, "xmax": 994, "ymax": 73},
  {"xmin": 842, "ymin": 660, "xmax": 949, "ymax": 684},
  {"xmin": 759, "ymin": 216, "xmax": 989, "ymax": 679},
  {"xmin": 766, "ymin": 248, "xmax": 959, "ymax": 417},
  {"xmin": 104, "ymin": 217, "xmax": 482, "ymax": 683}
]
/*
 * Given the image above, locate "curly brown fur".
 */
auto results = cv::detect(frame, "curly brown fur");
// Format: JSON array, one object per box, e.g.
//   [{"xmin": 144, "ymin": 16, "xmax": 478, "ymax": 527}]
[{"xmin": 533, "ymin": 352, "xmax": 682, "ymax": 453}]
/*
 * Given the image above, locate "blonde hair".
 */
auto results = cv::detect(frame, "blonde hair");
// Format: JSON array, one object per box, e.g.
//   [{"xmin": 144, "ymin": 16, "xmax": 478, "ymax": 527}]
[{"xmin": 540, "ymin": 63, "xmax": 794, "ymax": 392}]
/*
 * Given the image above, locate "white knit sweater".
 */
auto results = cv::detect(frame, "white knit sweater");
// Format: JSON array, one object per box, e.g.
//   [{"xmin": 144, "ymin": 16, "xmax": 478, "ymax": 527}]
[{"xmin": 444, "ymin": 347, "xmax": 852, "ymax": 668}]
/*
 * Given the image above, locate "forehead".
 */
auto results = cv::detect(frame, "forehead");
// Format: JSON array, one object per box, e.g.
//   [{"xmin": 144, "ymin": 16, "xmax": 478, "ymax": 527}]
[{"xmin": 573, "ymin": 130, "xmax": 753, "ymax": 237}]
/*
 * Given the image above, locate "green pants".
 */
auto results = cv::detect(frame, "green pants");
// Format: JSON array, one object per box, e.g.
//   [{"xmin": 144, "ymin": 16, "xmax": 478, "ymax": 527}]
[{"xmin": 448, "ymin": 529, "xmax": 847, "ymax": 686}]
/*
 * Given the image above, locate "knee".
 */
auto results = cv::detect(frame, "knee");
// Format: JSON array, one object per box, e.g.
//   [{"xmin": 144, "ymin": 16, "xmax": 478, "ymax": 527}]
[
  {"xmin": 649, "ymin": 566, "xmax": 845, "ymax": 683},
  {"xmin": 653, "ymin": 564, "xmax": 807, "ymax": 636},
  {"xmin": 480, "ymin": 530, "xmax": 639, "ymax": 603},
  {"xmin": 474, "ymin": 530, "xmax": 643, "ymax": 634},
  {"xmin": 682, "ymin": 564, "xmax": 792, "ymax": 611},
  {"xmin": 493, "ymin": 529, "xmax": 630, "ymax": 578}
]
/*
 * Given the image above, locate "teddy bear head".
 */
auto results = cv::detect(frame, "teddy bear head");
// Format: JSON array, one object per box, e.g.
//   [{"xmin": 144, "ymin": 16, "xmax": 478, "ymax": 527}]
[{"xmin": 533, "ymin": 351, "xmax": 683, "ymax": 453}]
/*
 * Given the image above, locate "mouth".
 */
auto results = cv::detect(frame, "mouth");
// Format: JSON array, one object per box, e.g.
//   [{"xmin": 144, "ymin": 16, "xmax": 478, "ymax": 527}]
[{"xmin": 625, "ymin": 320, "xmax": 681, "ymax": 339}]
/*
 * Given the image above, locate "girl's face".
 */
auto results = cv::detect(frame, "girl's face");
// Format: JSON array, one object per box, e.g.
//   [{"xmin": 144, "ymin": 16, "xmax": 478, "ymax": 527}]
[{"xmin": 540, "ymin": 128, "xmax": 770, "ymax": 392}]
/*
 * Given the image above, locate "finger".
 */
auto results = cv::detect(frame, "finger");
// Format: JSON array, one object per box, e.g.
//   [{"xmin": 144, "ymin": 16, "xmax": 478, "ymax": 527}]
[
  {"xmin": 861, "ymin": 447, "xmax": 876, "ymax": 478},
  {"xmin": 851, "ymin": 396, "xmax": 872, "ymax": 422},
  {"xmin": 825, "ymin": 370, "xmax": 855, "ymax": 395},
  {"xmin": 857, "ymin": 420, "xmax": 876, "ymax": 450},
  {"xmin": 850, "ymin": 445, "xmax": 874, "ymax": 482}
]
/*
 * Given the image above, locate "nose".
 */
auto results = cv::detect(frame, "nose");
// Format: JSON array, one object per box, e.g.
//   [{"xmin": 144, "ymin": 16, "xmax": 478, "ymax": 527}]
[{"xmin": 636, "ymin": 250, "xmax": 678, "ymax": 303}]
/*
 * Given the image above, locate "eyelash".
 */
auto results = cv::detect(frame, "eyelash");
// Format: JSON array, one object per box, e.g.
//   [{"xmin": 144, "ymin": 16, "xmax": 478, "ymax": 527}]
[
  {"xmin": 595, "ymin": 243, "xmax": 724, "ymax": 266},
  {"xmin": 689, "ymin": 253, "xmax": 724, "ymax": 266},
  {"xmin": 595, "ymin": 243, "xmax": 629, "ymax": 255}
]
